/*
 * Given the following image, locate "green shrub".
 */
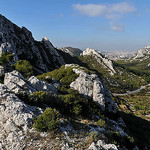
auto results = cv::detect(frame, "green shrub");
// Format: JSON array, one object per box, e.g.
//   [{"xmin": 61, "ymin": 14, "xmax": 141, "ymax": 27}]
[
  {"xmin": 15, "ymin": 60, "xmax": 33, "ymax": 78},
  {"xmin": 60, "ymin": 92, "xmax": 89, "ymax": 116},
  {"xmin": 97, "ymin": 119, "xmax": 106, "ymax": 128},
  {"xmin": 37, "ymin": 66, "xmax": 78, "ymax": 87},
  {"xmin": 17, "ymin": 91, "xmax": 61, "ymax": 109},
  {"xmin": 89, "ymin": 131, "xmax": 100, "ymax": 142},
  {"xmin": 0, "ymin": 52, "xmax": 14, "ymax": 66},
  {"xmin": 134, "ymin": 103, "xmax": 146, "ymax": 110},
  {"xmin": 29, "ymin": 91, "xmax": 50, "ymax": 104},
  {"xmin": 33, "ymin": 108, "xmax": 60, "ymax": 132}
]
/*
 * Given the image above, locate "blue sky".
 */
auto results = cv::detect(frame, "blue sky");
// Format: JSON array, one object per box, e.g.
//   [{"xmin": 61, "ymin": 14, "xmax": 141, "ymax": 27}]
[{"xmin": 1, "ymin": 0, "xmax": 150, "ymax": 51}]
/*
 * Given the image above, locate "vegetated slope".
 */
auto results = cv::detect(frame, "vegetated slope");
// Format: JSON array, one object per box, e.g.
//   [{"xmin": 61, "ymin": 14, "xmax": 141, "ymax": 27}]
[
  {"xmin": 58, "ymin": 47, "xmax": 82, "ymax": 57},
  {"xmin": 116, "ymin": 45, "xmax": 150, "ymax": 83},
  {"xmin": 0, "ymin": 58, "xmax": 137, "ymax": 149},
  {"xmin": 0, "ymin": 14, "xmax": 148, "ymax": 149},
  {"xmin": 114, "ymin": 85, "xmax": 150, "ymax": 149},
  {"xmin": 78, "ymin": 48, "xmax": 146, "ymax": 93}
]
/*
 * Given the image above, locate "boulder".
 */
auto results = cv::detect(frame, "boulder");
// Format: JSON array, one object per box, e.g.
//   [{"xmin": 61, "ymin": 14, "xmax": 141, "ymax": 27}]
[
  {"xmin": 4, "ymin": 70, "xmax": 35, "ymax": 94},
  {"xmin": 68, "ymin": 65, "xmax": 117, "ymax": 113},
  {"xmin": 4, "ymin": 70, "xmax": 57, "ymax": 94},
  {"xmin": 88, "ymin": 140, "xmax": 118, "ymax": 150},
  {"xmin": 28, "ymin": 76, "xmax": 57, "ymax": 93}
]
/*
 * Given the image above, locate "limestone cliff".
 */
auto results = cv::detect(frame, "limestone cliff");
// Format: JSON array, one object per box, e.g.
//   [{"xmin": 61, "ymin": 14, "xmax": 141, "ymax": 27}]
[
  {"xmin": 82, "ymin": 48, "xmax": 116, "ymax": 75},
  {"xmin": 66, "ymin": 64, "xmax": 117, "ymax": 113},
  {"xmin": 0, "ymin": 14, "xmax": 65, "ymax": 74}
]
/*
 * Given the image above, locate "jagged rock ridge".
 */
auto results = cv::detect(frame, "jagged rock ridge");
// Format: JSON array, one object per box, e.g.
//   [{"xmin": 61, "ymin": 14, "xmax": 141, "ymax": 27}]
[
  {"xmin": 82, "ymin": 48, "xmax": 116, "ymax": 75},
  {"xmin": 131, "ymin": 45, "xmax": 150, "ymax": 61},
  {"xmin": 58, "ymin": 47, "xmax": 82, "ymax": 57},
  {"xmin": 0, "ymin": 14, "xmax": 65, "ymax": 74}
]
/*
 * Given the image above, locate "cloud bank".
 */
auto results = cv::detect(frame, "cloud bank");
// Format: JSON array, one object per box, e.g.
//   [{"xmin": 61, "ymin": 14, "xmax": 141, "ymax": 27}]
[
  {"xmin": 73, "ymin": 2, "xmax": 135, "ymax": 18},
  {"xmin": 73, "ymin": 2, "xmax": 136, "ymax": 31}
]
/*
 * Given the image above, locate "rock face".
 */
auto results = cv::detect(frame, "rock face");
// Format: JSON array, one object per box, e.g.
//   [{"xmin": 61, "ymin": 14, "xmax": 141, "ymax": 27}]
[
  {"xmin": 0, "ymin": 83, "xmax": 43, "ymax": 149},
  {"xmin": 67, "ymin": 64, "xmax": 117, "ymax": 113},
  {"xmin": 4, "ymin": 70, "xmax": 57, "ymax": 94},
  {"xmin": 28, "ymin": 76, "xmax": 57, "ymax": 93},
  {"xmin": 0, "ymin": 70, "xmax": 58, "ymax": 149},
  {"xmin": 0, "ymin": 14, "xmax": 65, "ymax": 74},
  {"xmin": 58, "ymin": 47, "xmax": 82, "ymax": 57},
  {"xmin": 82, "ymin": 48, "xmax": 116, "ymax": 75},
  {"xmin": 131, "ymin": 45, "xmax": 150, "ymax": 61},
  {"xmin": 88, "ymin": 140, "xmax": 118, "ymax": 150}
]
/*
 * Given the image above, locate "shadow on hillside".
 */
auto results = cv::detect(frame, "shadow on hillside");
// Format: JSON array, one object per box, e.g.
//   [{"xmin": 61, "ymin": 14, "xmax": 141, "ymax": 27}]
[{"xmin": 119, "ymin": 111, "xmax": 150, "ymax": 150}]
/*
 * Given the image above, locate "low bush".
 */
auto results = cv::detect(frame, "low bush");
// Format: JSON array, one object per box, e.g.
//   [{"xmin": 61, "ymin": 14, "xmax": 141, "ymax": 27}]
[
  {"xmin": 33, "ymin": 108, "xmax": 60, "ymax": 132},
  {"xmin": 37, "ymin": 66, "xmax": 78, "ymax": 88},
  {"xmin": 15, "ymin": 60, "xmax": 33, "ymax": 78},
  {"xmin": 97, "ymin": 119, "xmax": 106, "ymax": 128},
  {"xmin": 0, "ymin": 52, "xmax": 14, "ymax": 66},
  {"xmin": 17, "ymin": 91, "xmax": 61, "ymax": 108},
  {"xmin": 89, "ymin": 131, "xmax": 100, "ymax": 143}
]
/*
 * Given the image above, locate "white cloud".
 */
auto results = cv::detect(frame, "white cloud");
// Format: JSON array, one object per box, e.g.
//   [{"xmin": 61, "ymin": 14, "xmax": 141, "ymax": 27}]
[
  {"xmin": 73, "ymin": 2, "xmax": 136, "ymax": 18},
  {"xmin": 110, "ymin": 22, "xmax": 124, "ymax": 31}
]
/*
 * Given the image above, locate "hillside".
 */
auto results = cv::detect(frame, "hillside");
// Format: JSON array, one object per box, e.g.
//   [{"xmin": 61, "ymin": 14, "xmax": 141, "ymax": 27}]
[
  {"xmin": 116, "ymin": 45, "xmax": 150, "ymax": 83},
  {"xmin": 0, "ymin": 14, "xmax": 149, "ymax": 150},
  {"xmin": 58, "ymin": 47, "xmax": 82, "ymax": 57},
  {"xmin": 78, "ymin": 48, "xmax": 146, "ymax": 93}
]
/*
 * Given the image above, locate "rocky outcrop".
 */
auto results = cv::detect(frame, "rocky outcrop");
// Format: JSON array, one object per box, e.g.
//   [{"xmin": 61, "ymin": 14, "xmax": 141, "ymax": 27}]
[
  {"xmin": 131, "ymin": 45, "xmax": 150, "ymax": 61},
  {"xmin": 4, "ymin": 70, "xmax": 35, "ymax": 93},
  {"xmin": 28, "ymin": 76, "xmax": 57, "ymax": 93},
  {"xmin": 66, "ymin": 64, "xmax": 117, "ymax": 113},
  {"xmin": 4, "ymin": 70, "xmax": 57, "ymax": 94},
  {"xmin": 0, "ymin": 70, "xmax": 58, "ymax": 149},
  {"xmin": 0, "ymin": 14, "xmax": 65, "ymax": 74},
  {"xmin": 82, "ymin": 48, "xmax": 116, "ymax": 75},
  {"xmin": 88, "ymin": 140, "xmax": 118, "ymax": 150},
  {"xmin": 0, "ymin": 83, "xmax": 43, "ymax": 149},
  {"xmin": 58, "ymin": 47, "xmax": 82, "ymax": 57}
]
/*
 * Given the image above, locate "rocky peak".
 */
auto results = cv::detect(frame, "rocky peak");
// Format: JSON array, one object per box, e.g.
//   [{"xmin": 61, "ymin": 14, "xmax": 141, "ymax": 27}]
[
  {"xmin": 0, "ymin": 14, "xmax": 65, "ymax": 74},
  {"xmin": 131, "ymin": 45, "xmax": 150, "ymax": 61},
  {"xmin": 82, "ymin": 48, "xmax": 116, "ymax": 75}
]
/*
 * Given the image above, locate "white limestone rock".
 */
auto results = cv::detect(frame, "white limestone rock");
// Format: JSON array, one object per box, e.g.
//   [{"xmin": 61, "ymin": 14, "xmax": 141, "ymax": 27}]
[
  {"xmin": 4, "ymin": 70, "xmax": 57, "ymax": 94},
  {"xmin": 4, "ymin": 70, "xmax": 35, "ymax": 94},
  {"xmin": 0, "ymin": 83, "xmax": 42, "ymax": 149},
  {"xmin": 82, "ymin": 48, "xmax": 116, "ymax": 75},
  {"xmin": 131, "ymin": 45, "xmax": 150, "ymax": 61},
  {"xmin": 67, "ymin": 64, "xmax": 117, "ymax": 113},
  {"xmin": 88, "ymin": 142, "xmax": 98, "ymax": 150},
  {"xmin": 88, "ymin": 140, "xmax": 118, "ymax": 150},
  {"xmin": 28, "ymin": 76, "xmax": 57, "ymax": 93}
]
